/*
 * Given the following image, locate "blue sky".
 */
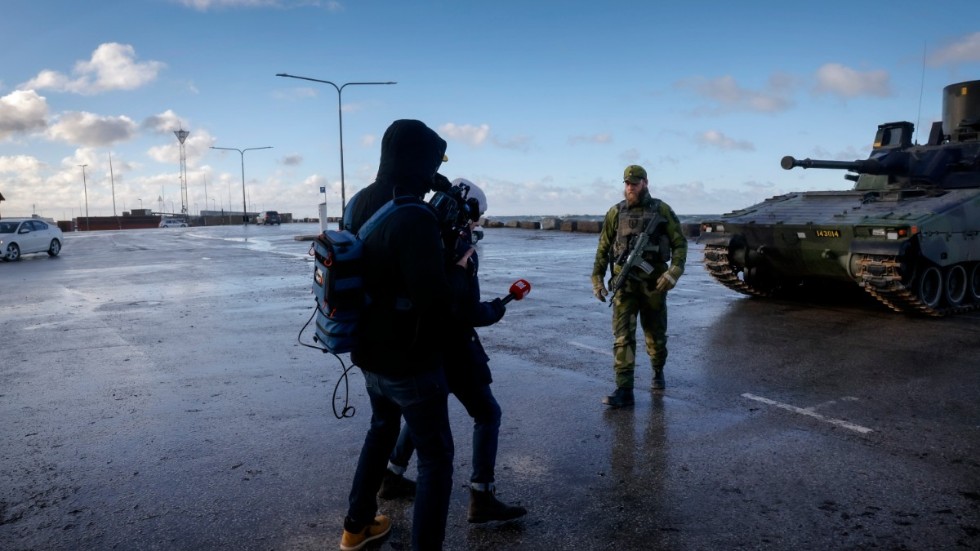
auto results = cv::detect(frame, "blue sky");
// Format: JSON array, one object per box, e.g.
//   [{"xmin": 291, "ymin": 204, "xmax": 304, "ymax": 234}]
[{"xmin": 1, "ymin": 1, "xmax": 978, "ymax": 221}]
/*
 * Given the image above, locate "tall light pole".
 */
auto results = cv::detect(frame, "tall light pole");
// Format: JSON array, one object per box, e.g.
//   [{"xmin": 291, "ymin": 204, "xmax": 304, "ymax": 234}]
[
  {"xmin": 175, "ymin": 128, "xmax": 190, "ymax": 215},
  {"xmin": 275, "ymin": 73, "xmax": 396, "ymax": 220},
  {"xmin": 78, "ymin": 164, "xmax": 89, "ymax": 231},
  {"xmin": 210, "ymin": 146, "xmax": 272, "ymax": 224}
]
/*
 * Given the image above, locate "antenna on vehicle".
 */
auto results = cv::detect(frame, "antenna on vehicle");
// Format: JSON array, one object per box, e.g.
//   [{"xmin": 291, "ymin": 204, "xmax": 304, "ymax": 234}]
[{"xmin": 914, "ymin": 42, "xmax": 927, "ymax": 145}]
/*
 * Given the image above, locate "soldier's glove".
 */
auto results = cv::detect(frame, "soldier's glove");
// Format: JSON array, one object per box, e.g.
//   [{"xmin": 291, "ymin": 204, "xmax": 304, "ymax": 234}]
[
  {"xmin": 591, "ymin": 275, "xmax": 608, "ymax": 302},
  {"xmin": 655, "ymin": 265, "xmax": 683, "ymax": 293}
]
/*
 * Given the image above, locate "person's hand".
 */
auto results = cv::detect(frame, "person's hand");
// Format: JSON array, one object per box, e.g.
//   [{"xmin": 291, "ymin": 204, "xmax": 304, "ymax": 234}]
[
  {"xmin": 490, "ymin": 297, "xmax": 506, "ymax": 319},
  {"xmin": 455, "ymin": 246, "xmax": 475, "ymax": 268},
  {"xmin": 655, "ymin": 265, "xmax": 683, "ymax": 293},
  {"xmin": 592, "ymin": 276, "xmax": 608, "ymax": 302}
]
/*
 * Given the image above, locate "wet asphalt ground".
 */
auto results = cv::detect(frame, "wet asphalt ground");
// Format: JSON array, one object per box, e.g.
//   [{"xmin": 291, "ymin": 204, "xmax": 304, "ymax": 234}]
[{"xmin": 1, "ymin": 224, "xmax": 978, "ymax": 551}]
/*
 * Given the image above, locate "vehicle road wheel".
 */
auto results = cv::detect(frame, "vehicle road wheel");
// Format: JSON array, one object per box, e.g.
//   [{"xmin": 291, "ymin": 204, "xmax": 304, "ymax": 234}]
[
  {"xmin": 5, "ymin": 243, "xmax": 21, "ymax": 261},
  {"xmin": 969, "ymin": 263, "xmax": 980, "ymax": 303},
  {"xmin": 915, "ymin": 265, "xmax": 942, "ymax": 308},
  {"xmin": 944, "ymin": 264, "xmax": 967, "ymax": 306},
  {"xmin": 48, "ymin": 239, "xmax": 62, "ymax": 257}
]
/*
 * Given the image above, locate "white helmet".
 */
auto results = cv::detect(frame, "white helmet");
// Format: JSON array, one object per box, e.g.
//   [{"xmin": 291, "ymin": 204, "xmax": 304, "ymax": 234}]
[{"xmin": 451, "ymin": 177, "xmax": 487, "ymax": 217}]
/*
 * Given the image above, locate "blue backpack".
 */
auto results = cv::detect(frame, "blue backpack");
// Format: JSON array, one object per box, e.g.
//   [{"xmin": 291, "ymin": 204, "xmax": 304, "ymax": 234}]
[{"xmin": 311, "ymin": 196, "xmax": 426, "ymax": 354}]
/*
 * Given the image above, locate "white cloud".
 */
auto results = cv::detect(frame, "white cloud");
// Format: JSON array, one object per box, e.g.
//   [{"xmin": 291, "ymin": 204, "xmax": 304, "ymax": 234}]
[
  {"xmin": 0, "ymin": 154, "xmax": 45, "ymax": 174},
  {"xmin": 272, "ymin": 86, "xmax": 318, "ymax": 101},
  {"xmin": 928, "ymin": 32, "xmax": 980, "ymax": 66},
  {"xmin": 361, "ymin": 133, "xmax": 378, "ymax": 148},
  {"xmin": 19, "ymin": 43, "xmax": 164, "ymax": 95},
  {"xmin": 281, "ymin": 154, "xmax": 303, "ymax": 166},
  {"xmin": 678, "ymin": 74, "xmax": 795, "ymax": 114},
  {"xmin": 0, "ymin": 90, "xmax": 49, "ymax": 140},
  {"xmin": 142, "ymin": 110, "xmax": 187, "ymax": 134},
  {"xmin": 813, "ymin": 63, "xmax": 891, "ymax": 98},
  {"xmin": 177, "ymin": 0, "xmax": 342, "ymax": 11},
  {"xmin": 568, "ymin": 133, "xmax": 612, "ymax": 145},
  {"xmin": 697, "ymin": 130, "xmax": 755, "ymax": 151},
  {"xmin": 147, "ymin": 129, "xmax": 216, "ymax": 167},
  {"xmin": 492, "ymin": 134, "xmax": 532, "ymax": 152},
  {"xmin": 46, "ymin": 112, "xmax": 137, "ymax": 147},
  {"xmin": 438, "ymin": 123, "xmax": 490, "ymax": 147}
]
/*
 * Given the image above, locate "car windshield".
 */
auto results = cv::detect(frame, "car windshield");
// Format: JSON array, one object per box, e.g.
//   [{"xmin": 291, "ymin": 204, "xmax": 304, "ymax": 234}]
[{"xmin": 0, "ymin": 222, "xmax": 19, "ymax": 233}]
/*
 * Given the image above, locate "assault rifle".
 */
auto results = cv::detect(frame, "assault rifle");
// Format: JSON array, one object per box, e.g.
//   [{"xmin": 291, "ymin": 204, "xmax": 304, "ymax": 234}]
[{"xmin": 607, "ymin": 215, "xmax": 661, "ymax": 306}]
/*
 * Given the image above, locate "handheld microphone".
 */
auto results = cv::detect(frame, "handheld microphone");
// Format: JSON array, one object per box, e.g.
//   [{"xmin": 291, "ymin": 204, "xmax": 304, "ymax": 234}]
[{"xmin": 500, "ymin": 279, "xmax": 531, "ymax": 305}]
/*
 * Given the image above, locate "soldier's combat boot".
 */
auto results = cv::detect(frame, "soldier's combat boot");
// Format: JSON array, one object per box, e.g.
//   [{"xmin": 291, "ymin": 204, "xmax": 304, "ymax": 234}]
[
  {"xmin": 468, "ymin": 486, "xmax": 527, "ymax": 523},
  {"xmin": 602, "ymin": 387, "xmax": 634, "ymax": 408},
  {"xmin": 652, "ymin": 369, "xmax": 665, "ymax": 390}
]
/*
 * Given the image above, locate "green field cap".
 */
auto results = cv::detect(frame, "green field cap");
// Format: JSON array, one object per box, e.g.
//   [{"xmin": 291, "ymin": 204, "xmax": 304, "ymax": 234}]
[{"xmin": 624, "ymin": 165, "xmax": 647, "ymax": 183}]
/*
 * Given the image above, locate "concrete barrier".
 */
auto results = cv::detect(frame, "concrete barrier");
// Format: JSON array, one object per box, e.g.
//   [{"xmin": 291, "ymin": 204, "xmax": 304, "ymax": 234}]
[
  {"xmin": 540, "ymin": 217, "xmax": 562, "ymax": 230},
  {"xmin": 388, "ymin": 217, "xmax": 702, "ymax": 238}
]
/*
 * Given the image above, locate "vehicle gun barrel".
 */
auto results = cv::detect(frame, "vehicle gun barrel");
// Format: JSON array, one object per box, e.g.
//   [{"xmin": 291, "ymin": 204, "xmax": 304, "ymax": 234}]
[{"xmin": 781, "ymin": 156, "xmax": 882, "ymax": 173}]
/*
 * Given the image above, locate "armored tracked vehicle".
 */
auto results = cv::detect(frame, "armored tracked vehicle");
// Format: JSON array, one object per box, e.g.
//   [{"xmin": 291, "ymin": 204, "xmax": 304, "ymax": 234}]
[{"xmin": 699, "ymin": 80, "xmax": 980, "ymax": 316}]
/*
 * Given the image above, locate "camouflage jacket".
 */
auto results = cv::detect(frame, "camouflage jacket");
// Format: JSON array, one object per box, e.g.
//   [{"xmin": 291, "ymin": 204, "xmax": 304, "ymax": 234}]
[{"xmin": 592, "ymin": 192, "xmax": 688, "ymax": 282}]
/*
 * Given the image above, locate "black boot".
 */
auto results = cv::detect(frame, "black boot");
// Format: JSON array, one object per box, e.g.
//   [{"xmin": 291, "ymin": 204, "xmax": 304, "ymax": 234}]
[
  {"xmin": 602, "ymin": 387, "xmax": 634, "ymax": 408},
  {"xmin": 377, "ymin": 469, "xmax": 416, "ymax": 500},
  {"xmin": 468, "ymin": 487, "xmax": 527, "ymax": 523},
  {"xmin": 652, "ymin": 370, "xmax": 665, "ymax": 390}
]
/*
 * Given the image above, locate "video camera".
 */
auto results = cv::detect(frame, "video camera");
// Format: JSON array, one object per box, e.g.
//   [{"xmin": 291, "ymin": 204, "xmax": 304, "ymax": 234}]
[
  {"xmin": 429, "ymin": 173, "xmax": 481, "ymax": 235},
  {"xmin": 428, "ymin": 173, "xmax": 482, "ymax": 261}
]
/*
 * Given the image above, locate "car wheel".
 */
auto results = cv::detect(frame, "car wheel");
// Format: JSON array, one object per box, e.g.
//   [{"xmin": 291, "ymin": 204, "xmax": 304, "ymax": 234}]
[
  {"xmin": 6, "ymin": 243, "xmax": 21, "ymax": 261},
  {"xmin": 48, "ymin": 239, "xmax": 61, "ymax": 257}
]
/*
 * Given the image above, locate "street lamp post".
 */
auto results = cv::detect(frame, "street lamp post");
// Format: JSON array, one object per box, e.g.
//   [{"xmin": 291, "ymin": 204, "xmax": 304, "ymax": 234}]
[
  {"xmin": 210, "ymin": 146, "xmax": 272, "ymax": 224},
  {"xmin": 78, "ymin": 164, "xmax": 89, "ymax": 231},
  {"xmin": 275, "ymin": 73, "xmax": 395, "ymax": 221}
]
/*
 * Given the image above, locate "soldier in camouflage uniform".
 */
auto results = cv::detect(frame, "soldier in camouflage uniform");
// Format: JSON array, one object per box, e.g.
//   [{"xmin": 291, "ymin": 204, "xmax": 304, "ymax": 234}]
[{"xmin": 592, "ymin": 165, "xmax": 688, "ymax": 408}]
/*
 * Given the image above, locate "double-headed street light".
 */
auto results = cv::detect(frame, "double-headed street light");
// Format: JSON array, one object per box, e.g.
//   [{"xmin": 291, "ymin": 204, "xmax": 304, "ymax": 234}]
[
  {"xmin": 275, "ymin": 73, "xmax": 396, "ymax": 220},
  {"xmin": 210, "ymin": 146, "xmax": 272, "ymax": 224}
]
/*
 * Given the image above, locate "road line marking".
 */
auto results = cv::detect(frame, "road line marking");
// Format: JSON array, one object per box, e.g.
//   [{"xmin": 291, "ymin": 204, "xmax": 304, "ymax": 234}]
[
  {"xmin": 742, "ymin": 393, "xmax": 873, "ymax": 434},
  {"xmin": 568, "ymin": 341, "xmax": 613, "ymax": 357}
]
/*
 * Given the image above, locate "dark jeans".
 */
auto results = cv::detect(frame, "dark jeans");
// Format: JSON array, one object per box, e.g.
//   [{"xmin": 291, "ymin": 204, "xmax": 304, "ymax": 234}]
[
  {"xmin": 391, "ymin": 383, "xmax": 501, "ymax": 485},
  {"xmin": 346, "ymin": 368, "xmax": 454, "ymax": 550}
]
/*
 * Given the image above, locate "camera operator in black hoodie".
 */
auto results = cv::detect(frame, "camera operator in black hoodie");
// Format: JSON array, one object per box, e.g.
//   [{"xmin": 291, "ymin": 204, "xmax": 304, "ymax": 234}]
[{"xmin": 339, "ymin": 119, "xmax": 468, "ymax": 551}]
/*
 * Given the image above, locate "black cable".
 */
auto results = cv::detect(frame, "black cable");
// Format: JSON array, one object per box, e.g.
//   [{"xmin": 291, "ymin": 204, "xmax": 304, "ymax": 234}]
[{"xmin": 297, "ymin": 308, "xmax": 356, "ymax": 419}]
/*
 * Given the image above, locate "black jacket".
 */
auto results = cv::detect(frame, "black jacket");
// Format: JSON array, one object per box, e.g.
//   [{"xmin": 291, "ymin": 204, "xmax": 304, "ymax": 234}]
[
  {"xmin": 445, "ymin": 231, "xmax": 505, "ymax": 388},
  {"xmin": 347, "ymin": 120, "xmax": 465, "ymax": 375}
]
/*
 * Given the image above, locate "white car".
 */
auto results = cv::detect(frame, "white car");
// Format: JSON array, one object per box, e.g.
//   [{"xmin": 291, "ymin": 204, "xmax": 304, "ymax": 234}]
[
  {"xmin": 159, "ymin": 218, "xmax": 188, "ymax": 228},
  {"xmin": 0, "ymin": 218, "xmax": 64, "ymax": 261}
]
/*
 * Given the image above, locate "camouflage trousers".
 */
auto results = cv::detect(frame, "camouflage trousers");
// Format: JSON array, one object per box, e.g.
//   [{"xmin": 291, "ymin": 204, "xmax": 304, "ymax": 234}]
[{"xmin": 610, "ymin": 276, "xmax": 667, "ymax": 390}]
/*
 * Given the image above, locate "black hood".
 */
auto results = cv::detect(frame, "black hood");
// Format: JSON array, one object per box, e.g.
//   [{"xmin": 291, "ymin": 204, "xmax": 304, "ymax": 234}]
[{"xmin": 376, "ymin": 119, "xmax": 447, "ymax": 197}]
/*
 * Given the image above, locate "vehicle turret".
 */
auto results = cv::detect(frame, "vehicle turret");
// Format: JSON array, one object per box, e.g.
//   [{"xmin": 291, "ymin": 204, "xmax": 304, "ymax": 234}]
[
  {"xmin": 780, "ymin": 81, "xmax": 980, "ymax": 190},
  {"xmin": 698, "ymin": 79, "xmax": 980, "ymax": 317}
]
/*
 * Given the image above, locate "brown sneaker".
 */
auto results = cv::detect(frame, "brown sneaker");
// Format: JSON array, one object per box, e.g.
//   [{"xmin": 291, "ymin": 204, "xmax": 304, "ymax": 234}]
[{"xmin": 340, "ymin": 515, "xmax": 391, "ymax": 551}]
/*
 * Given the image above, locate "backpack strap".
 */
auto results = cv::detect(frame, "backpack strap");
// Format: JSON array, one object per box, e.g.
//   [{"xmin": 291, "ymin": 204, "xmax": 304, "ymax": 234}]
[
  {"xmin": 357, "ymin": 196, "xmax": 433, "ymax": 239},
  {"xmin": 341, "ymin": 191, "xmax": 361, "ymax": 232}
]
